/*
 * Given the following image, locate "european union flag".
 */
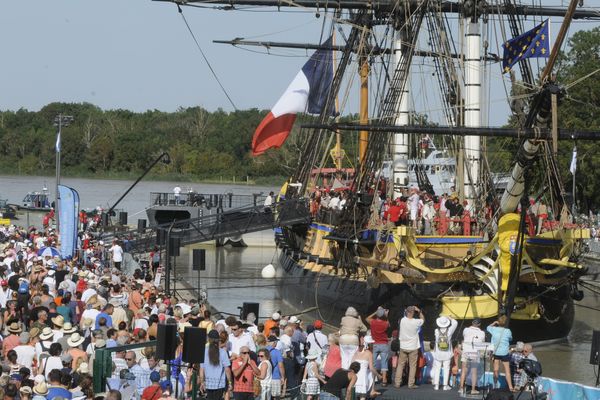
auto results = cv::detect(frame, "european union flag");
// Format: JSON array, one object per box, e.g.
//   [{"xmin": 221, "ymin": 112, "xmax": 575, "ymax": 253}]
[{"xmin": 502, "ymin": 19, "xmax": 550, "ymax": 73}]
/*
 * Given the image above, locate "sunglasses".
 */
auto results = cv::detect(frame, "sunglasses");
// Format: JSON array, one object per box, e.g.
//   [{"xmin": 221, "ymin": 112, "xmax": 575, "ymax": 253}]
[
  {"xmin": 231, "ymin": 328, "xmax": 238, "ymax": 332},
  {"xmin": 125, "ymin": 358, "xmax": 134, "ymax": 361},
  {"xmin": 241, "ymin": 351, "xmax": 249, "ymax": 354},
  {"xmin": 258, "ymin": 355, "xmax": 265, "ymax": 358}
]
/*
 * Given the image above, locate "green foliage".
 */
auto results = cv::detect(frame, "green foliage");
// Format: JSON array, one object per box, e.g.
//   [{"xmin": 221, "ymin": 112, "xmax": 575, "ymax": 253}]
[{"xmin": 0, "ymin": 103, "xmax": 291, "ymax": 185}]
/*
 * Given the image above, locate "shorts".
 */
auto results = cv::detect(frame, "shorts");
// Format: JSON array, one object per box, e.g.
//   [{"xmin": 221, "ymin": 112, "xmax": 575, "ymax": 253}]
[
  {"xmin": 270, "ymin": 379, "xmax": 282, "ymax": 397},
  {"xmin": 493, "ymin": 354, "xmax": 510, "ymax": 362},
  {"xmin": 461, "ymin": 352, "xmax": 480, "ymax": 363}
]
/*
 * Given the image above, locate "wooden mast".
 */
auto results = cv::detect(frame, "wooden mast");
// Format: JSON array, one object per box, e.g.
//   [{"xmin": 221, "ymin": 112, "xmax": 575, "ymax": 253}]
[{"xmin": 359, "ymin": 54, "xmax": 369, "ymax": 166}]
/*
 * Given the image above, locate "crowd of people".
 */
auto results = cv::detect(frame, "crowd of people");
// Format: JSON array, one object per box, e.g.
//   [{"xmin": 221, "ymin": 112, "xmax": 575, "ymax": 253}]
[
  {"xmin": 308, "ymin": 185, "xmax": 482, "ymax": 235},
  {"xmin": 307, "ymin": 183, "xmax": 562, "ymax": 237},
  {"xmin": 0, "ymin": 218, "xmax": 541, "ymax": 400}
]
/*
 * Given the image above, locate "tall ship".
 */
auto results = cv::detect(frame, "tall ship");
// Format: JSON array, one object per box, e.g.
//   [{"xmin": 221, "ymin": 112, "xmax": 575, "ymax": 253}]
[{"xmin": 171, "ymin": 0, "xmax": 599, "ymax": 342}]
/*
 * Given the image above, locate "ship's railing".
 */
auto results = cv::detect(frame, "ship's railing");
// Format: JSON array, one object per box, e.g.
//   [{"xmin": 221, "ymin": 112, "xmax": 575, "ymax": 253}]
[{"xmin": 149, "ymin": 192, "xmax": 267, "ymax": 209}]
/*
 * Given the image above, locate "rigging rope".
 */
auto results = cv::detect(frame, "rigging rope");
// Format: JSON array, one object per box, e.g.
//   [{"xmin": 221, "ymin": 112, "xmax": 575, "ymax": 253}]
[{"xmin": 177, "ymin": 5, "xmax": 238, "ymax": 111}]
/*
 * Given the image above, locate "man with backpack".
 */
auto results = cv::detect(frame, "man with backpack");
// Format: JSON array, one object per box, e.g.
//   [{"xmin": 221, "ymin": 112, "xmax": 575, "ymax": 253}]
[{"xmin": 431, "ymin": 315, "xmax": 458, "ymax": 390}]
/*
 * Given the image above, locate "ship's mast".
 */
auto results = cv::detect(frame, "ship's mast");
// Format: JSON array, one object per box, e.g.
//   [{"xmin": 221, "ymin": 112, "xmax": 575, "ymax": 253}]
[
  {"xmin": 463, "ymin": 1, "xmax": 484, "ymax": 203},
  {"xmin": 392, "ymin": 29, "xmax": 410, "ymax": 198},
  {"xmin": 359, "ymin": 51, "xmax": 369, "ymax": 167}
]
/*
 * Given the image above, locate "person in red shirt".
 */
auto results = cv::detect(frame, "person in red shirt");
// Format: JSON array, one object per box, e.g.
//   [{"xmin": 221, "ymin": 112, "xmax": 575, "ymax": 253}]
[
  {"xmin": 142, "ymin": 371, "xmax": 162, "ymax": 400},
  {"xmin": 366, "ymin": 306, "xmax": 391, "ymax": 385},
  {"xmin": 232, "ymin": 346, "xmax": 260, "ymax": 400},
  {"xmin": 387, "ymin": 202, "xmax": 401, "ymax": 225}
]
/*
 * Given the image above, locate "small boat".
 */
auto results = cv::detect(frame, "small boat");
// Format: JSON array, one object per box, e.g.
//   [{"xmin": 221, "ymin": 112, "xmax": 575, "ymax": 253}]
[{"xmin": 19, "ymin": 186, "xmax": 53, "ymax": 212}]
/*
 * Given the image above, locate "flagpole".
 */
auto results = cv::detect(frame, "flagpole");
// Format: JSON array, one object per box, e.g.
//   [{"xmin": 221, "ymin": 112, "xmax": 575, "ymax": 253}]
[
  {"xmin": 55, "ymin": 114, "xmax": 62, "ymax": 231},
  {"xmin": 54, "ymin": 114, "xmax": 74, "ymax": 233}
]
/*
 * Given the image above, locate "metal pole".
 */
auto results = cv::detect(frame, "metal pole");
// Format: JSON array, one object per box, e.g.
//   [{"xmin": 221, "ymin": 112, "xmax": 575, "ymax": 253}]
[
  {"xmin": 55, "ymin": 115, "xmax": 61, "ymax": 231},
  {"xmin": 572, "ymin": 145, "xmax": 576, "ymax": 217}
]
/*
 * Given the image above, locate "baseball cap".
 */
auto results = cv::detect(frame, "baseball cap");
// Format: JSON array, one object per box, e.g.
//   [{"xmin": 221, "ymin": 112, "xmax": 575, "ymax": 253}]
[{"xmin": 149, "ymin": 371, "xmax": 160, "ymax": 382}]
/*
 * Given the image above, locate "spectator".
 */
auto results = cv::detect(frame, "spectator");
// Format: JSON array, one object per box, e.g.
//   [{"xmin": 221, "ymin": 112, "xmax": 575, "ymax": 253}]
[{"xmin": 393, "ymin": 305, "xmax": 424, "ymax": 389}]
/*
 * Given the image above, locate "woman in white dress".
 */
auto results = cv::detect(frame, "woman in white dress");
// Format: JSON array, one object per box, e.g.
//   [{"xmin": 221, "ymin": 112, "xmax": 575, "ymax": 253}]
[
  {"xmin": 302, "ymin": 349, "xmax": 327, "ymax": 400},
  {"xmin": 351, "ymin": 336, "xmax": 382, "ymax": 399},
  {"xmin": 255, "ymin": 348, "xmax": 273, "ymax": 400}
]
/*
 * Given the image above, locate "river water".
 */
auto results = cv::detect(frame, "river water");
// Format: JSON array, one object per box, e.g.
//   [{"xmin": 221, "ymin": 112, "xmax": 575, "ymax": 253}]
[{"xmin": 1, "ymin": 175, "xmax": 598, "ymax": 387}]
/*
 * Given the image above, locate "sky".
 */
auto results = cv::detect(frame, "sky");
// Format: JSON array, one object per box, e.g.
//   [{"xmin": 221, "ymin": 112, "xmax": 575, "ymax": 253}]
[{"xmin": 0, "ymin": 1, "xmax": 598, "ymax": 127}]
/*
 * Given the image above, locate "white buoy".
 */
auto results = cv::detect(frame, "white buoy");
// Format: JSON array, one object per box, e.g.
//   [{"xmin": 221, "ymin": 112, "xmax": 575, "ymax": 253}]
[{"xmin": 261, "ymin": 263, "xmax": 276, "ymax": 279}]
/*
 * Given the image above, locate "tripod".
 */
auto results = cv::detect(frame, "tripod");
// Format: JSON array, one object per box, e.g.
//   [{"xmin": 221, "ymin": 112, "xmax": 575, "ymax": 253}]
[{"xmin": 514, "ymin": 376, "xmax": 540, "ymax": 400}]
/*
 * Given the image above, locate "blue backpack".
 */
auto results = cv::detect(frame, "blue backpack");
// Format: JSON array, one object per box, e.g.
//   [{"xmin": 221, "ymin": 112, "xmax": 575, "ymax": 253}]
[{"xmin": 18, "ymin": 280, "xmax": 29, "ymax": 294}]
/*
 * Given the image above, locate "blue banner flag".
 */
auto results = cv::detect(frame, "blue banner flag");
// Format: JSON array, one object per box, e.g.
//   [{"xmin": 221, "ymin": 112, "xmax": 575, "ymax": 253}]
[
  {"xmin": 502, "ymin": 19, "xmax": 550, "ymax": 73},
  {"xmin": 58, "ymin": 185, "xmax": 80, "ymax": 259}
]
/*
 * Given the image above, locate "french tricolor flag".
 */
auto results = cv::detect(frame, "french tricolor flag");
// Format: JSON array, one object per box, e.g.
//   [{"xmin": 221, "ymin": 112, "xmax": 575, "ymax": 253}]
[{"xmin": 252, "ymin": 37, "xmax": 334, "ymax": 156}]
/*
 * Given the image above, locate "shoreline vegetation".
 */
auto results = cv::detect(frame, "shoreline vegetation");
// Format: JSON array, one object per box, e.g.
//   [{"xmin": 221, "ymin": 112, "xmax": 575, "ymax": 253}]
[
  {"xmin": 0, "ymin": 170, "xmax": 287, "ymax": 187},
  {"xmin": 0, "ymin": 101, "xmax": 304, "ymax": 188}
]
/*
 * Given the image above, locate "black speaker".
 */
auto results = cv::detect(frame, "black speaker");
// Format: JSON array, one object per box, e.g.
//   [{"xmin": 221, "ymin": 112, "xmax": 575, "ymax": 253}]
[
  {"xmin": 169, "ymin": 237, "xmax": 180, "ymax": 257},
  {"xmin": 137, "ymin": 219, "xmax": 147, "ymax": 233},
  {"xmin": 242, "ymin": 302, "xmax": 259, "ymax": 321},
  {"xmin": 192, "ymin": 249, "xmax": 206, "ymax": 271},
  {"xmin": 182, "ymin": 327, "xmax": 206, "ymax": 363},
  {"xmin": 119, "ymin": 211, "xmax": 128, "ymax": 225},
  {"xmin": 591, "ymin": 330, "xmax": 600, "ymax": 365},
  {"xmin": 101, "ymin": 213, "xmax": 109, "ymax": 227},
  {"xmin": 485, "ymin": 389, "xmax": 514, "ymax": 400},
  {"xmin": 156, "ymin": 323, "xmax": 178, "ymax": 360}
]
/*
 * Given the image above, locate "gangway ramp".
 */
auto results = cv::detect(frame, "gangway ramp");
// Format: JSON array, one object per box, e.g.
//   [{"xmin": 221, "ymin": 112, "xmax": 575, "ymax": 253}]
[{"xmin": 107, "ymin": 199, "xmax": 310, "ymax": 255}]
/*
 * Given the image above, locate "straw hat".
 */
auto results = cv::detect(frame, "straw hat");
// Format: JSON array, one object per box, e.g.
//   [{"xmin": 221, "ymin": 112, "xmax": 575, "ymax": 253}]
[
  {"xmin": 7, "ymin": 322, "xmax": 22, "ymax": 334},
  {"xmin": 51, "ymin": 315, "xmax": 65, "ymax": 327},
  {"xmin": 82, "ymin": 318, "xmax": 94, "ymax": 328},
  {"xmin": 436, "ymin": 316, "xmax": 451, "ymax": 328},
  {"xmin": 29, "ymin": 327, "xmax": 41, "ymax": 339},
  {"xmin": 33, "ymin": 382, "xmax": 49, "ymax": 395},
  {"xmin": 39, "ymin": 327, "xmax": 54, "ymax": 341},
  {"xmin": 77, "ymin": 362, "xmax": 90, "ymax": 374},
  {"xmin": 62, "ymin": 322, "xmax": 76, "ymax": 334},
  {"xmin": 67, "ymin": 332, "xmax": 85, "ymax": 347}
]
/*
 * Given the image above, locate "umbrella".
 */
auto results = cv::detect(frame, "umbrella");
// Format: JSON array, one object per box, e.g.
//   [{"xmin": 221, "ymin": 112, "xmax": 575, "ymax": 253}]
[{"xmin": 37, "ymin": 246, "xmax": 61, "ymax": 258}]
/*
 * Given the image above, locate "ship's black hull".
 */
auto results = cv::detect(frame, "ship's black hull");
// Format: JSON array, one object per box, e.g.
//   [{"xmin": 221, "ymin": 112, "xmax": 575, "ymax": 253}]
[{"xmin": 278, "ymin": 249, "xmax": 575, "ymax": 343}]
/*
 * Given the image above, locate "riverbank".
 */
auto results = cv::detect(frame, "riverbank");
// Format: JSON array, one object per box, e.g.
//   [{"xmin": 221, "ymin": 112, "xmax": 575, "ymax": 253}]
[{"xmin": 0, "ymin": 171, "xmax": 286, "ymax": 187}]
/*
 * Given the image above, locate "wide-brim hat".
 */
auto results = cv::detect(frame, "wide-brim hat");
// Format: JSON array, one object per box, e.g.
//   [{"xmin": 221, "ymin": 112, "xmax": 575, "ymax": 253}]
[
  {"xmin": 29, "ymin": 327, "xmax": 41, "ymax": 339},
  {"xmin": 51, "ymin": 315, "xmax": 65, "ymax": 327},
  {"xmin": 67, "ymin": 332, "xmax": 85, "ymax": 347},
  {"xmin": 82, "ymin": 318, "xmax": 94, "ymax": 328},
  {"xmin": 436, "ymin": 316, "xmax": 451, "ymax": 328},
  {"xmin": 62, "ymin": 322, "xmax": 76, "ymax": 334},
  {"xmin": 141, "ymin": 347, "xmax": 154, "ymax": 357},
  {"xmin": 39, "ymin": 327, "xmax": 54, "ymax": 340},
  {"xmin": 77, "ymin": 362, "xmax": 90, "ymax": 374},
  {"xmin": 7, "ymin": 322, "xmax": 22, "ymax": 334},
  {"xmin": 33, "ymin": 382, "xmax": 48, "ymax": 395}
]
